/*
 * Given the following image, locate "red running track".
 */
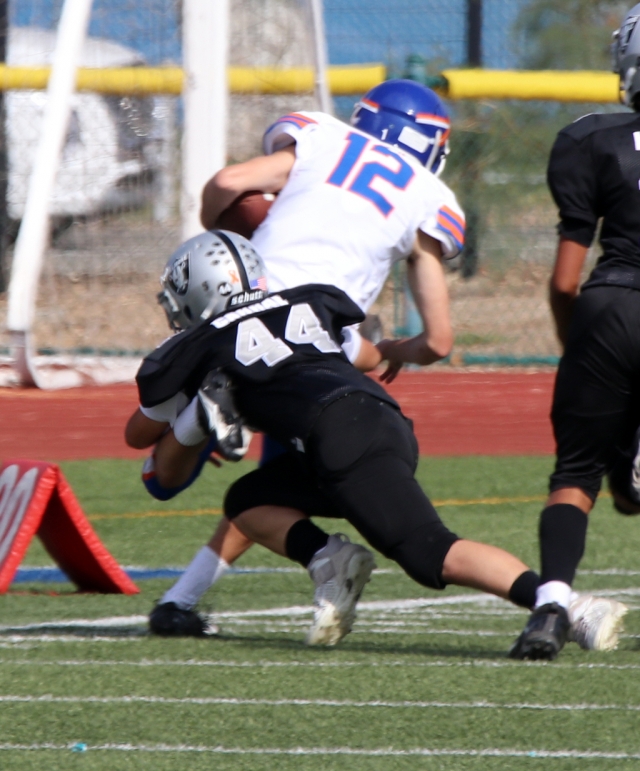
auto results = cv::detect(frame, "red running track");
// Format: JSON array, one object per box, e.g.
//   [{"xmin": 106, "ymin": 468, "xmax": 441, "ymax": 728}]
[{"xmin": 0, "ymin": 371, "xmax": 556, "ymax": 462}]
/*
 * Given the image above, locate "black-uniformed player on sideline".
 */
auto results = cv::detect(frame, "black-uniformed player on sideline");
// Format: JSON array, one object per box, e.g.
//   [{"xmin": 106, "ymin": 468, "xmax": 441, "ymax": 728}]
[
  {"xmin": 130, "ymin": 229, "xmax": 625, "ymax": 649},
  {"xmin": 509, "ymin": 4, "xmax": 640, "ymax": 661}
]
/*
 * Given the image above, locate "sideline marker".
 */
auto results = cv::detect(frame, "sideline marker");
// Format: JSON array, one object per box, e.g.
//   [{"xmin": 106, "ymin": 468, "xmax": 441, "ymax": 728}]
[{"xmin": 0, "ymin": 460, "xmax": 139, "ymax": 594}]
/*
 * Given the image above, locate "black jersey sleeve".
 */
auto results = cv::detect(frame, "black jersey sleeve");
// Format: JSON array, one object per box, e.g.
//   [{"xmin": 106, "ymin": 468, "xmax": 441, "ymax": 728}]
[
  {"xmin": 136, "ymin": 322, "xmax": 220, "ymax": 408},
  {"xmin": 547, "ymin": 129, "xmax": 598, "ymax": 247}
]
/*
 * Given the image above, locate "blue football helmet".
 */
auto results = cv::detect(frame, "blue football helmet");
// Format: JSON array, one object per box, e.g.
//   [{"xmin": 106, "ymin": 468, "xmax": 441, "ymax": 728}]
[{"xmin": 350, "ymin": 79, "xmax": 451, "ymax": 175}]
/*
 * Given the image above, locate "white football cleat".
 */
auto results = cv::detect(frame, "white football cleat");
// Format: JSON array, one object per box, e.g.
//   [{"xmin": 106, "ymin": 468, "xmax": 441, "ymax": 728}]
[
  {"xmin": 306, "ymin": 534, "xmax": 376, "ymax": 647},
  {"xmin": 568, "ymin": 593, "xmax": 628, "ymax": 651},
  {"xmin": 197, "ymin": 369, "xmax": 253, "ymax": 461}
]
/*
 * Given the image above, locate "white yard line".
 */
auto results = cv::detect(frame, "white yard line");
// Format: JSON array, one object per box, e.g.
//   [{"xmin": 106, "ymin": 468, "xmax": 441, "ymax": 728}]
[
  {"xmin": 1, "ymin": 694, "xmax": 640, "ymax": 711},
  {"xmin": 3, "ymin": 627, "xmax": 636, "ymax": 644},
  {"xmin": 0, "ymin": 616, "xmax": 149, "ymax": 632},
  {"xmin": 0, "ymin": 742, "xmax": 638, "ymax": 759},
  {"xmin": 2, "ymin": 588, "xmax": 637, "ymax": 636},
  {"xmin": 237, "ymin": 624, "xmax": 515, "ymax": 636},
  {"xmin": 3, "ymin": 658, "xmax": 640, "ymax": 671},
  {"xmin": 0, "ymin": 636, "xmax": 142, "ymax": 644},
  {"xmin": 0, "ymin": 589, "xmax": 635, "ymax": 644}
]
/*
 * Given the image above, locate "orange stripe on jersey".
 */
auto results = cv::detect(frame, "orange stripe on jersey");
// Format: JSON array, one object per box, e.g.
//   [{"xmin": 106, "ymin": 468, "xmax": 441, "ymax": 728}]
[
  {"xmin": 437, "ymin": 206, "xmax": 465, "ymax": 246},
  {"xmin": 440, "ymin": 205, "xmax": 465, "ymax": 233},
  {"xmin": 276, "ymin": 112, "xmax": 318, "ymax": 128}
]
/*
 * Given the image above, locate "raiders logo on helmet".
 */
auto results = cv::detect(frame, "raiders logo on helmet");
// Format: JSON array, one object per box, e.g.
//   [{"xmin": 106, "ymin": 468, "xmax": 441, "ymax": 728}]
[
  {"xmin": 169, "ymin": 252, "xmax": 190, "ymax": 295},
  {"xmin": 218, "ymin": 282, "xmax": 233, "ymax": 297}
]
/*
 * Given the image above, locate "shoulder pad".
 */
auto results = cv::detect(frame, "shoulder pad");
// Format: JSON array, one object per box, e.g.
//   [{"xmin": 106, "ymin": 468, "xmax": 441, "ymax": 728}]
[
  {"xmin": 560, "ymin": 111, "xmax": 640, "ymax": 141},
  {"xmin": 262, "ymin": 112, "xmax": 321, "ymax": 154}
]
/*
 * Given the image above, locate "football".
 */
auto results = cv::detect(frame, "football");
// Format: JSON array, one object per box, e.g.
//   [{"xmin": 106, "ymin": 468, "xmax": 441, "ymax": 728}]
[{"xmin": 215, "ymin": 191, "xmax": 275, "ymax": 239}]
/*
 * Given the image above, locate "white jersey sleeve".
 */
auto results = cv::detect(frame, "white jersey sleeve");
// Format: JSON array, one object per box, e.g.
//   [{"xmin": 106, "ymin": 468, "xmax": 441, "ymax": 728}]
[
  {"xmin": 340, "ymin": 325, "xmax": 363, "ymax": 364},
  {"xmin": 262, "ymin": 111, "xmax": 323, "ymax": 154},
  {"xmin": 417, "ymin": 183, "xmax": 465, "ymax": 260}
]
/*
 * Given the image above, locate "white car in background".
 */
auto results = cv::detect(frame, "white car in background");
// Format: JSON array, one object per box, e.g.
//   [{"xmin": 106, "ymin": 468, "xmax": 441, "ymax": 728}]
[{"xmin": 6, "ymin": 26, "xmax": 157, "ymax": 222}]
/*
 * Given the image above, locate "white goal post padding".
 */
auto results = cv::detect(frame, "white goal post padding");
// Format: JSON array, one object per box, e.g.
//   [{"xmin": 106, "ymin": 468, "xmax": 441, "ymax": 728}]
[
  {"xmin": 6, "ymin": 0, "xmax": 93, "ymax": 387},
  {"xmin": 181, "ymin": 0, "xmax": 229, "ymax": 241}
]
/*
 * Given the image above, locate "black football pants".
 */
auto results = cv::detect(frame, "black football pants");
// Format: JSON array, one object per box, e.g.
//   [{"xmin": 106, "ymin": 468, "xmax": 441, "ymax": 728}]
[
  {"xmin": 225, "ymin": 392, "xmax": 459, "ymax": 589},
  {"xmin": 550, "ymin": 286, "xmax": 640, "ymax": 500}
]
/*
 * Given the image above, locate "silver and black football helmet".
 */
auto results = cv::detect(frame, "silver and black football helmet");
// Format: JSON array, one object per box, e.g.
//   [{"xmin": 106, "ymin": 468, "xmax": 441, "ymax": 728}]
[
  {"xmin": 612, "ymin": 4, "xmax": 640, "ymax": 109},
  {"xmin": 157, "ymin": 230, "xmax": 268, "ymax": 331}
]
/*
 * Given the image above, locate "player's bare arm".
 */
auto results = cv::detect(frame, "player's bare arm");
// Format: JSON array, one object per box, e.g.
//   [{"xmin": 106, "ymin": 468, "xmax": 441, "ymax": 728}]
[
  {"xmin": 152, "ymin": 430, "xmax": 212, "ymax": 489},
  {"xmin": 353, "ymin": 337, "xmax": 383, "ymax": 372},
  {"xmin": 376, "ymin": 231, "xmax": 453, "ymax": 382},
  {"xmin": 549, "ymin": 236, "xmax": 589, "ymax": 347},
  {"xmin": 125, "ymin": 408, "xmax": 167, "ymax": 449},
  {"xmin": 200, "ymin": 146, "xmax": 296, "ymax": 229},
  {"xmin": 125, "ymin": 409, "xmax": 211, "ymax": 488}
]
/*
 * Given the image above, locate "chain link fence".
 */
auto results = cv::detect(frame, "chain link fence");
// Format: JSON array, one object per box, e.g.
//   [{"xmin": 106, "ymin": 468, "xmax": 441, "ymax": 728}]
[
  {"xmin": 405, "ymin": 96, "xmax": 615, "ymax": 365},
  {"xmin": 0, "ymin": 0, "xmax": 624, "ymax": 365}
]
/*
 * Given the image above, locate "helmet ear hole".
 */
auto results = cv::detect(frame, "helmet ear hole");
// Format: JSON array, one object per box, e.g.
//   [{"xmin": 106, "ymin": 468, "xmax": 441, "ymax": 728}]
[{"xmin": 184, "ymin": 306, "xmax": 193, "ymax": 321}]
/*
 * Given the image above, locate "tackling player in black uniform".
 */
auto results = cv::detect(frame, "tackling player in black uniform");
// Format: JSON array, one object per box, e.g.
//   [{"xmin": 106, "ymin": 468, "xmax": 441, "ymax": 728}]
[
  {"xmin": 509, "ymin": 4, "xmax": 640, "ymax": 661},
  {"xmin": 129, "ymin": 229, "xmax": 624, "ymax": 649}
]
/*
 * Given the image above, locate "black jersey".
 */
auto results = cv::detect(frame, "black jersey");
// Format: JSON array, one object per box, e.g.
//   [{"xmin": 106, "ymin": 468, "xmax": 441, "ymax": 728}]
[
  {"xmin": 136, "ymin": 284, "xmax": 399, "ymax": 447},
  {"xmin": 547, "ymin": 111, "xmax": 640, "ymax": 290}
]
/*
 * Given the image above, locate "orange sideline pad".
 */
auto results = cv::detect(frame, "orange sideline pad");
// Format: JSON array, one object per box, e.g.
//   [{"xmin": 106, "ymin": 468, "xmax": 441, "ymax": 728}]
[{"xmin": 0, "ymin": 371, "xmax": 556, "ymax": 462}]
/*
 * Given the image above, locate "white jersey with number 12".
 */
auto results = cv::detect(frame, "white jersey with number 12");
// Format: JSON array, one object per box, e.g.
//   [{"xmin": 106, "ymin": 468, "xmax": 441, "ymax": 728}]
[{"xmin": 252, "ymin": 110, "xmax": 466, "ymax": 313}]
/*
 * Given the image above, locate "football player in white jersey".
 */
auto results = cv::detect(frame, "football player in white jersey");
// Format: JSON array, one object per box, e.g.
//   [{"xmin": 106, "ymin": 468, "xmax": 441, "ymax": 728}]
[
  {"xmin": 203, "ymin": 82, "xmax": 464, "ymax": 379},
  {"xmin": 134, "ymin": 80, "xmax": 469, "ymax": 637}
]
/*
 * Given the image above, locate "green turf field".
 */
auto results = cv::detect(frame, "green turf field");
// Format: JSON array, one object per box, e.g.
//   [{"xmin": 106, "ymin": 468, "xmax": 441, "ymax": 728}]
[{"xmin": 2, "ymin": 456, "xmax": 639, "ymax": 769}]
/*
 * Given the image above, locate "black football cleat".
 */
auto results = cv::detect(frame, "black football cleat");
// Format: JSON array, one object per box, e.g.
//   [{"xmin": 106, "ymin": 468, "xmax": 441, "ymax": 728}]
[
  {"xmin": 148, "ymin": 602, "xmax": 218, "ymax": 637},
  {"xmin": 508, "ymin": 602, "xmax": 570, "ymax": 661}
]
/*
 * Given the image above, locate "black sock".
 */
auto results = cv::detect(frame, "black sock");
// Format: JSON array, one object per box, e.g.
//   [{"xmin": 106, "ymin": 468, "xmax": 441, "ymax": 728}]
[
  {"xmin": 284, "ymin": 519, "xmax": 330, "ymax": 567},
  {"xmin": 539, "ymin": 503, "xmax": 588, "ymax": 585},
  {"xmin": 508, "ymin": 570, "xmax": 540, "ymax": 609}
]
